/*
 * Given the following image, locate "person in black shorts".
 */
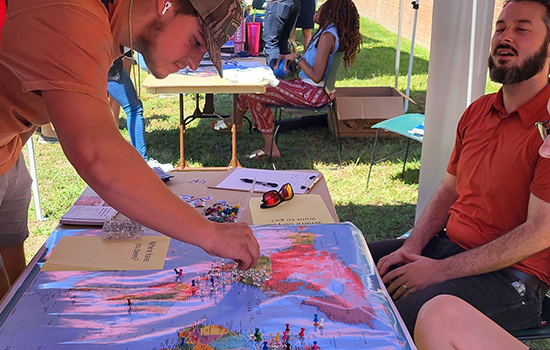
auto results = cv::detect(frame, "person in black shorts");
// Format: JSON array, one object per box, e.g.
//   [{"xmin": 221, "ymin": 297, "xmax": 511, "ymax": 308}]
[{"xmin": 294, "ymin": 0, "xmax": 315, "ymax": 48}]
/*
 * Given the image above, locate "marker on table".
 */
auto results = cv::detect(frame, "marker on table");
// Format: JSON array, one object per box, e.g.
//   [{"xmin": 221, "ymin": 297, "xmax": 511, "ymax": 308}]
[{"xmin": 240, "ymin": 178, "xmax": 278, "ymax": 188}]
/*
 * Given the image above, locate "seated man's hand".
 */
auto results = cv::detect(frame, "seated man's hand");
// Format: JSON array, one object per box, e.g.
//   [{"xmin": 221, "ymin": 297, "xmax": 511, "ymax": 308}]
[
  {"xmin": 377, "ymin": 243, "xmax": 422, "ymax": 277},
  {"xmin": 201, "ymin": 221, "xmax": 260, "ymax": 270},
  {"xmin": 382, "ymin": 253, "xmax": 446, "ymax": 300}
]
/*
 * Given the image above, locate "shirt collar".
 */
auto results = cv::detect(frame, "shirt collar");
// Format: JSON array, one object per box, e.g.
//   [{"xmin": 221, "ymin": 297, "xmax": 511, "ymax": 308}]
[{"xmin": 492, "ymin": 82, "xmax": 550, "ymax": 129}]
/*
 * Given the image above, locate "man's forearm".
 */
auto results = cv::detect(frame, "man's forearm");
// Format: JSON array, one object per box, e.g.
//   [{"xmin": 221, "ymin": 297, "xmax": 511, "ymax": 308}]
[
  {"xmin": 44, "ymin": 90, "xmax": 217, "ymax": 249},
  {"xmin": 439, "ymin": 221, "xmax": 550, "ymax": 280}
]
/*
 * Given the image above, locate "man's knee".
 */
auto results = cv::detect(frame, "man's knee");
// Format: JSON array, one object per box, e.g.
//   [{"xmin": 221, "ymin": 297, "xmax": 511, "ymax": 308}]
[
  {"xmin": 416, "ymin": 295, "xmax": 459, "ymax": 331},
  {"xmin": 394, "ymin": 286, "xmax": 454, "ymax": 335}
]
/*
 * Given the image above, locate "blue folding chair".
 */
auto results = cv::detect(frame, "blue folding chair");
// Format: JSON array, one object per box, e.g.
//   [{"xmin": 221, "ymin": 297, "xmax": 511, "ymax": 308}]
[{"xmin": 365, "ymin": 113, "xmax": 424, "ymax": 191}]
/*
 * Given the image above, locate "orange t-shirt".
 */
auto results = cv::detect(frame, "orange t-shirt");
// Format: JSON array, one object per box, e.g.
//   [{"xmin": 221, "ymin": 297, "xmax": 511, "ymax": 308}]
[
  {"xmin": 0, "ymin": 0, "xmax": 126, "ymax": 175},
  {"xmin": 446, "ymin": 84, "xmax": 550, "ymax": 285}
]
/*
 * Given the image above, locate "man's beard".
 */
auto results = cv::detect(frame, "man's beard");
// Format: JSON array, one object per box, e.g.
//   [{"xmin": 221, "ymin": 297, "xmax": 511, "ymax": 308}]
[
  {"xmin": 134, "ymin": 19, "xmax": 165, "ymax": 79},
  {"xmin": 489, "ymin": 41, "xmax": 549, "ymax": 84}
]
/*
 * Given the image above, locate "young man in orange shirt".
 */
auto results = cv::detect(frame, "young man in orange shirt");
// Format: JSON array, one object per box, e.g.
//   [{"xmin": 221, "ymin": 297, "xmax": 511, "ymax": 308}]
[
  {"xmin": 0, "ymin": 0, "xmax": 260, "ymax": 301},
  {"xmin": 369, "ymin": 0, "xmax": 550, "ymax": 336}
]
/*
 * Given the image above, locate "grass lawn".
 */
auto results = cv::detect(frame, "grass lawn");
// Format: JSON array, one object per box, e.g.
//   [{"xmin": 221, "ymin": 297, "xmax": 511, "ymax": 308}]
[{"xmin": 20, "ymin": 16, "xmax": 549, "ymax": 348}]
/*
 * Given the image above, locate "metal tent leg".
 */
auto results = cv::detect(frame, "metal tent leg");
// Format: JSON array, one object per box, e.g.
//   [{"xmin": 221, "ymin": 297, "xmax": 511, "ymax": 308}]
[{"xmin": 27, "ymin": 138, "xmax": 46, "ymax": 221}]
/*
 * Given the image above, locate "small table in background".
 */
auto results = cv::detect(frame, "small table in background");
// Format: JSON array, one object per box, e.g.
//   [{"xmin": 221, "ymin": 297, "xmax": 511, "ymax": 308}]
[{"xmin": 143, "ymin": 59, "xmax": 268, "ymax": 171}]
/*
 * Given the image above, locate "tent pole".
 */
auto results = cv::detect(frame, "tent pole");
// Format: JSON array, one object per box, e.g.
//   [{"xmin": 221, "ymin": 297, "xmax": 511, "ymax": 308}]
[
  {"xmin": 466, "ymin": 0, "xmax": 478, "ymax": 106},
  {"xmin": 404, "ymin": 0, "xmax": 420, "ymax": 113},
  {"xmin": 27, "ymin": 138, "xmax": 46, "ymax": 221},
  {"xmin": 394, "ymin": 0, "xmax": 404, "ymax": 89}
]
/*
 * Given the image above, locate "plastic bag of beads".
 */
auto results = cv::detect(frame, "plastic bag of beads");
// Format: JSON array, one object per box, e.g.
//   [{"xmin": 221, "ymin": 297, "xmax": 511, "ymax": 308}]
[{"xmin": 102, "ymin": 211, "xmax": 142, "ymax": 241}]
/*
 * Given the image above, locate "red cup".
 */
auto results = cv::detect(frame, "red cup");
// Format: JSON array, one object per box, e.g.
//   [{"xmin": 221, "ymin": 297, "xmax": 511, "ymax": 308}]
[{"xmin": 246, "ymin": 22, "xmax": 261, "ymax": 56}]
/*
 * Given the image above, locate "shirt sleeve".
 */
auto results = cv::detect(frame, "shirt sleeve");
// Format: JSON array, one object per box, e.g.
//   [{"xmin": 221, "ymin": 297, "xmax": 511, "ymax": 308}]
[
  {"xmin": 446, "ymin": 111, "xmax": 468, "ymax": 176},
  {"xmin": 0, "ymin": 2, "xmax": 114, "ymax": 103},
  {"xmin": 530, "ymin": 157, "xmax": 550, "ymax": 203}
]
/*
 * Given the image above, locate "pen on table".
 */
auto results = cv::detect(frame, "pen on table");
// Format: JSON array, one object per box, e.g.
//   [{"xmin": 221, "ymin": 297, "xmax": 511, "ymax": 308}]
[
  {"xmin": 301, "ymin": 174, "xmax": 321, "ymax": 191},
  {"xmin": 240, "ymin": 178, "xmax": 278, "ymax": 188}
]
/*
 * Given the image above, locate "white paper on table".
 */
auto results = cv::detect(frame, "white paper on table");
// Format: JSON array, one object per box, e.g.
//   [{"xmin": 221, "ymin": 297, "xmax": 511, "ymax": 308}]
[{"xmin": 214, "ymin": 168, "xmax": 321, "ymax": 194}]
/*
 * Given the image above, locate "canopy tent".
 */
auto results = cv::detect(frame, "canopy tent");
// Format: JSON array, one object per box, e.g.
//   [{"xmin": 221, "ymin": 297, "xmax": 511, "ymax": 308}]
[{"xmin": 415, "ymin": 0, "xmax": 495, "ymax": 218}]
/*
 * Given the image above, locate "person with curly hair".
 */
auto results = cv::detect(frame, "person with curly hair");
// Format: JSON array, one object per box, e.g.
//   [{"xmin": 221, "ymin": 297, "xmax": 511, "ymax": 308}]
[{"xmin": 211, "ymin": 0, "xmax": 362, "ymax": 159}]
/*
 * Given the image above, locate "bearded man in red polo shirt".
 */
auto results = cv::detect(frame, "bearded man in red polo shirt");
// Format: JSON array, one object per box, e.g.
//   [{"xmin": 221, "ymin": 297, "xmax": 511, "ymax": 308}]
[{"xmin": 369, "ymin": 0, "xmax": 550, "ymax": 336}]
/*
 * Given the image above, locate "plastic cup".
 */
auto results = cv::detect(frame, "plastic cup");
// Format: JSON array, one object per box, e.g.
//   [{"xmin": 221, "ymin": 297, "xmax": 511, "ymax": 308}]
[
  {"xmin": 247, "ymin": 22, "xmax": 261, "ymax": 56},
  {"xmin": 232, "ymin": 21, "xmax": 246, "ymax": 54}
]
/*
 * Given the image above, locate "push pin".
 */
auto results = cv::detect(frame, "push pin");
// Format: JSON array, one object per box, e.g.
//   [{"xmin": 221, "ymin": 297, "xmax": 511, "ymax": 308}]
[
  {"xmin": 318, "ymin": 318, "xmax": 325, "ymax": 329},
  {"xmin": 248, "ymin": 329, "xmax": 256, "ymax": 341}
]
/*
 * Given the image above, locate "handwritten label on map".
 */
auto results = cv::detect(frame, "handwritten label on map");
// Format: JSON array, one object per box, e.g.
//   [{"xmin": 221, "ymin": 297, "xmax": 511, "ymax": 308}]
[
  {"xmin": 42, "ymin": 235, "xmax": 170, "ymax": 271},
  {"xmin": 249, "ymin": 194, "xmax": 335, "ymax": 226}
]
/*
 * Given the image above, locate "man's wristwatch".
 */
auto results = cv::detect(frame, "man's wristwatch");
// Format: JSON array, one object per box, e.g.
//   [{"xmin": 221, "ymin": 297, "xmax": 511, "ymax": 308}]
[{"xmin": 294, "ymin": 55, "xmax": 303, "ymax": 64}]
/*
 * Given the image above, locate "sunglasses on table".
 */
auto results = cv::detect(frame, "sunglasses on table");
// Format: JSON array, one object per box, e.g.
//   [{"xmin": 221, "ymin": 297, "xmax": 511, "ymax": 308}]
[{"xmin": 260, "ymin": 183, "xmax": 294, "ymax": 209}]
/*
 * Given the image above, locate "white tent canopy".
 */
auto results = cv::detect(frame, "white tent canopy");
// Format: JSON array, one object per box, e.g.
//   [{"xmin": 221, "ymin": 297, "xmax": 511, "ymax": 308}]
[{"xmin": 415, "ymin": 0, "xmax": 495, "ymax": 218}]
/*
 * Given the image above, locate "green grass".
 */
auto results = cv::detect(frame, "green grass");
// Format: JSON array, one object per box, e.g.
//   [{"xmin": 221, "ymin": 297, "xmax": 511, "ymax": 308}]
[{"xmin": 20, "ymin": 15, "xmax": 549, "ymax": 348}]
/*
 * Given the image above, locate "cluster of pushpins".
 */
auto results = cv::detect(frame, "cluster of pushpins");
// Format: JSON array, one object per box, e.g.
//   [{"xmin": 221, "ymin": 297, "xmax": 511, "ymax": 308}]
[
  {"xmin": 101, "ymin": 212, "xmax": 142, "ymax": 241},
  {"xmin": 181, "ymin": 262, "xmax": 231, "ymax": 298},
  {"xmin": 247, "ymin": 322, "xmax": 321, "ymax": 350},
  {"xmin": 313, "ymin": 314, "xmax": 325, "ymax": 329},
  {"xmin": 231, "ymin": 264, "xmax": 269, "ymax": 288},
  {"xmin": 203, "ymin": 202, "xmax": 240, "ymax": 223}
]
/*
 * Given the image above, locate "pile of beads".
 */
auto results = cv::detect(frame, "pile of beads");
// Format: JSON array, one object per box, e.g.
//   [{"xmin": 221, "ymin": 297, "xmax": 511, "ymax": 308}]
[{"xmin": 203, "ymin": 202, "xmax": 240, "ymax": 223}]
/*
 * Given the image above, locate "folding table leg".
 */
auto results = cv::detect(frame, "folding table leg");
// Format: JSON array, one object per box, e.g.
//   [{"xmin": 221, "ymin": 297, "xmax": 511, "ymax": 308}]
[
  {"xmin": 227, "ymin": 94, "xmax": 241, "ymax": 168},
  {"xmin": 177, "ymin": 93, "xmax": 189, "ymax": 170},
  {"xmin": 365, "ymin": 129, "xmax": 380, "ymax": 191}
]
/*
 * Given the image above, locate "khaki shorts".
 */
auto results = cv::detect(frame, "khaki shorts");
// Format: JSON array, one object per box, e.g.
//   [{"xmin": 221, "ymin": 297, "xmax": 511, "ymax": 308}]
[{"xmin": 0, "ymin": 153, "xmax": 32, "ymax": 268}]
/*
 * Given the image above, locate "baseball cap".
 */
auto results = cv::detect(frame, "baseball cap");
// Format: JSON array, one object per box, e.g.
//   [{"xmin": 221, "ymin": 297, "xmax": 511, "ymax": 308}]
[{"xmin": 188, "ymin": 0, "xmax": 243, "ymax": 78}]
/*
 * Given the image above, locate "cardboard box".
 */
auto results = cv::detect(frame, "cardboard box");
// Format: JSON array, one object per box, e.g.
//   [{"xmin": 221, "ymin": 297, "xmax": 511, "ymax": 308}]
[{"xmin": 330, "ymin": 87, "xmax": 410, "ymax": 138}]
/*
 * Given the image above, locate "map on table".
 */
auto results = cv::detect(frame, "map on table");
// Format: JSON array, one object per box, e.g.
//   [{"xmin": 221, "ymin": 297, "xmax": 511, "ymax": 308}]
[{"xmin": 0, "ymin": 223, "xmax": 414, "ymax": 350}]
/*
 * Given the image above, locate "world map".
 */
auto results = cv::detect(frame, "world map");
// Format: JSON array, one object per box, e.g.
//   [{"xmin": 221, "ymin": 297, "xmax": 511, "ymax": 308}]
[{"xmin": 0, "ymin": 223, "xmax": 413, "ymax": 349}]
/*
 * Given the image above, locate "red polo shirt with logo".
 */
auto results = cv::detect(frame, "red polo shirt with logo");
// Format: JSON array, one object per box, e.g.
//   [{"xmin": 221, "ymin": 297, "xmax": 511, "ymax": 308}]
[{"xmin": 446, "ymin": 83, "xmax": 550, "ymax": 286}]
